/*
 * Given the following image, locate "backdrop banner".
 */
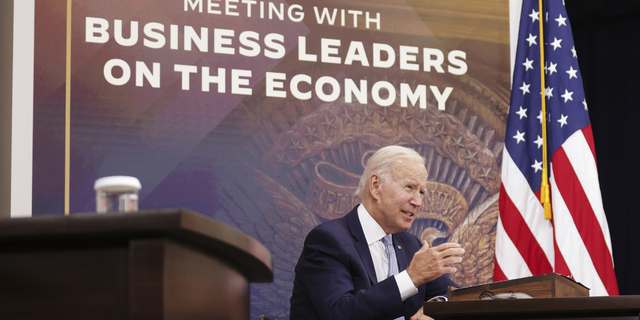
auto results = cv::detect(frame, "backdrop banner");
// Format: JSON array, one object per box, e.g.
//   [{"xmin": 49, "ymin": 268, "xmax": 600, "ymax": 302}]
[{"xmin": 33, "ymin": 0, "xmax": 510, "ymax": 318}]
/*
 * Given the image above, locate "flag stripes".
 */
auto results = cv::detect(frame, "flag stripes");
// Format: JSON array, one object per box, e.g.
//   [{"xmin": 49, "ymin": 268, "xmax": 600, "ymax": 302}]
[{"xmin": 551, "ymin": 131, "xmax": 617, "ymax": 295}]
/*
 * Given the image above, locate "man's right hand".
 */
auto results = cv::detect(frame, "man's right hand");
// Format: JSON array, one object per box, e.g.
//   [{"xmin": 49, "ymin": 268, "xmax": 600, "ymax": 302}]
[{"xmin": 405, "ymin": 241, "xmax": 465, "ymax": 287}]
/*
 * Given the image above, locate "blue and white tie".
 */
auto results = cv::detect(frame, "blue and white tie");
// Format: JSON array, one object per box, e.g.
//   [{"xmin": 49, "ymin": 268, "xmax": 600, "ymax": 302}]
[
  {"xmin": 382, "ymin": 234, "xmax": 404, "ymax": 320},
  {"xmin": 382, "ymin": 234, "xmax": 399, "ymax": 277}
]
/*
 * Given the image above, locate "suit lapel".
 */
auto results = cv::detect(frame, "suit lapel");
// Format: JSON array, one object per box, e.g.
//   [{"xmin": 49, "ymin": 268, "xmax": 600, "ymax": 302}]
[
  {"xmin": 393, "ymin": 235, "xmax": 409, "ymax": 272},
  {"xmin": 346, "ymin": 207, "xmax": 378, "ymax": 285}
]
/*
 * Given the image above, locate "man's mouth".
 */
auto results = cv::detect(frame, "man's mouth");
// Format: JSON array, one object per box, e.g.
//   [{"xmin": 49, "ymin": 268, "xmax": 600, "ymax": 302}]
[{"xmin": 402, "ymin": 211, "xmax": 414, "ymax": 218}]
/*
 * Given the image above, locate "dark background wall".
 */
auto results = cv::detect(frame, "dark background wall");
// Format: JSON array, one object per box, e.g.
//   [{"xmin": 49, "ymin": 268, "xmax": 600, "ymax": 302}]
[{"xmin": 565, "ymin": 0, "xmax": 640, "ymax": 295}]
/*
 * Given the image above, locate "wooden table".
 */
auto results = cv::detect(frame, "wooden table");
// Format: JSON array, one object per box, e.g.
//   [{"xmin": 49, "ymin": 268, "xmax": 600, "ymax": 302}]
[{"xmin": 423, "ymin": 295, "xmax": 640, "ymax": 319}]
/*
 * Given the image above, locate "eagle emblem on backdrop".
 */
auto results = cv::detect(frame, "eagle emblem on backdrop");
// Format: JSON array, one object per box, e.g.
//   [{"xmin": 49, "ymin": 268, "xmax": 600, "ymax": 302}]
[{"xmin": 226, "ymin": 67, "xmax": 510, "ymax": 318}]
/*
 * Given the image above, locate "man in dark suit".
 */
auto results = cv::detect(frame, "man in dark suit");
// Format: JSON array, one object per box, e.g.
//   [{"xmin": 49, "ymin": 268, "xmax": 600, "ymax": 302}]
[{"xmin": 290, "ymin": 145, "xmax": 465, "ymax": 320}]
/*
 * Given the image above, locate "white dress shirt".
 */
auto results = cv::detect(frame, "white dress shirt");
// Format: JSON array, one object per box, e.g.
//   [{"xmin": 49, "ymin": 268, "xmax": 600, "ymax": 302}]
[{"xmin": 357, "ymin": 204, "xmax": 419, "ymax": 301}]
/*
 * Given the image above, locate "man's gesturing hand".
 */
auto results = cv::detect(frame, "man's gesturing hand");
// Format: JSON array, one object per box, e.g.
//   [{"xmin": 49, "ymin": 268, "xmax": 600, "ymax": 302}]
[{"xmin": 405, "ymin": 241, "xmax": 465, "ymax": 287}]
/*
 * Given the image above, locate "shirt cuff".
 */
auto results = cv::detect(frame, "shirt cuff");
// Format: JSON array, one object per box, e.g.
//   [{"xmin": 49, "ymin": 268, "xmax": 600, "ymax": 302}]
[{"xmin": 394, "ymin": 270, "xmax": 419, "ymax": 301}]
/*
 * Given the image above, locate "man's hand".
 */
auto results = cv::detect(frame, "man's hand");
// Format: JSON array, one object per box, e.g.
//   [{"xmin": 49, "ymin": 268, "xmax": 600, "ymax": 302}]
[
  {"xmin": 405, "ymin": 241, "xmax": 465, "ymax": 287},
  {"xmin": 410, "ymin": 307, "xmax": 433, "ymax": 320}
]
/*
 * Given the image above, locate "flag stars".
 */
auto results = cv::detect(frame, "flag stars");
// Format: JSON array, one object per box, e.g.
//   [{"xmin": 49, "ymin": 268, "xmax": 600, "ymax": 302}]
[
  {"xmin": 558, "ymin": 114, "xmax": 569, "ymax": 127},
  {"xmin": 516, "ymin": 106, "xmax": 528, "ymax": 119},
  {"xmin": 523, "ymin": 58, "xmax": 535, "ymax": 71},
  {"xmin": 526, "ymin": 33, "xmax": 538, "ymax": 46},
  {"xmin": 513, "ymin": 130, "xmax": 526, "ymax": 144},
  {"xmin": 534, "ymin": 135, "xmax": 543, "ymax": 149},
  {"xmin": 550, "ymin": 37, "xmax": 563, "ymax": 50},
  {"xmin": 566, "ymin": 66, "xmax": 578, "ymax": 79},
  {"xmin": 545, "ymin": 87, "xmax": 554, "ymax": 99},
  {"xmin": 547, "ymin": 62, "xmax": 558, "ymax": 75},
  {"xmin": 583, "ymin": 99, "xmax": 588, "ymax": 110},
  {"xmin": 537, "ymin": 110, "xmax": 544, "ymax": 124},
  {"xmin": 529, "ymin": 9, "xmax": 540, "ymax": 22},
  {"xmin": 520, "ymin": 82, "xmax": 531, "ymax": 95},
  {"xmin": 532, "ymin": 160, "xmax": 543, "ymax": 173},
  {"xmin": 508, "ymin": 4, "xmax": 593, "ymax": 194},
  {"xmin": 561, "ymin": 89, "xmax": 574, "ymax": 102}
]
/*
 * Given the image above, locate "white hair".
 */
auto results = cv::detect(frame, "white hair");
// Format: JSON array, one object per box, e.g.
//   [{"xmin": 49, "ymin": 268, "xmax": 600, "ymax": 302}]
[{"xmin": 355, "ymin": 145, "xmax": 426, "ymax": 197}]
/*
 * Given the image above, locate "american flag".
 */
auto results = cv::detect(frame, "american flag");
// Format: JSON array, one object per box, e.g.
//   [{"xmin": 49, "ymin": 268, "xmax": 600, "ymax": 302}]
[{"xmin": 493, "ymin": 0, "xmax": 619, "ymax": 296}]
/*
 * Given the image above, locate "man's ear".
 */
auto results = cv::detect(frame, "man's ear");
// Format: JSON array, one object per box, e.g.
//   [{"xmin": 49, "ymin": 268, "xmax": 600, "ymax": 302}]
[{"xmin": 369, "ymin": 174, "xmax": 381, "ymax": 200}]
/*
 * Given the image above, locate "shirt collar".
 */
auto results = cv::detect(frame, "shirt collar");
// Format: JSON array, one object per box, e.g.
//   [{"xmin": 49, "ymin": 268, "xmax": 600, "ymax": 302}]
[{"xmin": 357, "ymin": 204, "xmax": 388, "ymax": 246}]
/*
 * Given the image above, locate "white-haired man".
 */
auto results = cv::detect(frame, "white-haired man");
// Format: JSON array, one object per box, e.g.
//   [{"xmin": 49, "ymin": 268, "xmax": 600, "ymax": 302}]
[{"xmin": 290, "ymin": 145, "xmax": 465, "ymax": 320}]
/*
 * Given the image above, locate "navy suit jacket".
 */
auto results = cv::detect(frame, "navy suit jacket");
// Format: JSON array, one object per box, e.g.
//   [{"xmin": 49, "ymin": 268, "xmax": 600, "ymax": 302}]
[{"xmin": 290, "ymin": 206, "xmax": 455, "ymax": 320}]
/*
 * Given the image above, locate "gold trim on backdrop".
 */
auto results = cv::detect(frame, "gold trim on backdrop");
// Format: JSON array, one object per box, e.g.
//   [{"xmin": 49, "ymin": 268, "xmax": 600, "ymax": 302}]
[{"xmin": 64, "ymin": 0, "xmax": 72, "ymax": 215}]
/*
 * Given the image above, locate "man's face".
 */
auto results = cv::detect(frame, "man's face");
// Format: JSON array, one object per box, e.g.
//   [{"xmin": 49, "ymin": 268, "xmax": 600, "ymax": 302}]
[{"xmin": 373, "ymin": 158, "xmax": 428, "ymax": 234}]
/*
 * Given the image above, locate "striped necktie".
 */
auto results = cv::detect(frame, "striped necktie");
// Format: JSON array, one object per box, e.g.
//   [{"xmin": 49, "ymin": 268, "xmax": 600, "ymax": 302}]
[{"xmin": 382, "ymin": 234, "xmax": 404, "ymax": 320}]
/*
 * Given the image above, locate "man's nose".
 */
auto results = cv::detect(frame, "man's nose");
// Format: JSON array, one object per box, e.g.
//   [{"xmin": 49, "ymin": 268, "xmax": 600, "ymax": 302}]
[{"xmin": 410, "ymin": 191, "xmax": 422, "ymax": 206}]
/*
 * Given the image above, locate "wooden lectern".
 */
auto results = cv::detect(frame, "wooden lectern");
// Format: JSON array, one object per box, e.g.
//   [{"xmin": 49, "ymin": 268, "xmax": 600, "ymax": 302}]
[
  {"xmin": 447, "ymin": 273, "xmax": 589, "ymax": 300},
  {"xmin": 0, "ymin": 208, "xmax": 273, "ymax": 320}
]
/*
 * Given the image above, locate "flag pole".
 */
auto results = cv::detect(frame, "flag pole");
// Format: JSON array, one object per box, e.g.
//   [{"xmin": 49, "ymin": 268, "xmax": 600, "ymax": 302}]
[{"xmin": 538, "ymin": 0, "xmax": 552, "ymax": 220}]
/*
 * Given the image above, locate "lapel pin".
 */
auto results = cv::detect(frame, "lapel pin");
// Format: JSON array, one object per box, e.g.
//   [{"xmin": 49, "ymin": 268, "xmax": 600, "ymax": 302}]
[{"xmin": 397, "ymin": 245, "xmax": 402, "ymax": 250}]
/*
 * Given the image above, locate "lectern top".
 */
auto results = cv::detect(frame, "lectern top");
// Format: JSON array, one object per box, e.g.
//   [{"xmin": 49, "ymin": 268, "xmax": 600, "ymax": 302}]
[{"xmin": 0, "ymin": 208, "xmax": 273, "ymax": 283}]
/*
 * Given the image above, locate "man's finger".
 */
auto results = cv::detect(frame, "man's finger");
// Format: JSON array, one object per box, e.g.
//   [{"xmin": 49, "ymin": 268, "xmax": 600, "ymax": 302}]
[
  {"xmin": 434, "ymin": 242, "xmax": 462, "ymax": 250},
  {"xmin": 434, "ymin": 247, "xmax": 465, "ymax": 260},
  {"xmin": 443, "ymin": 255, "xmax": 464, "ymax": 265},
  {"xmin": 443, "ymin": 247, "xmax": 465, "ymax": 256}
]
